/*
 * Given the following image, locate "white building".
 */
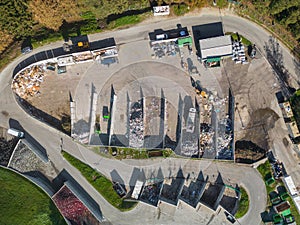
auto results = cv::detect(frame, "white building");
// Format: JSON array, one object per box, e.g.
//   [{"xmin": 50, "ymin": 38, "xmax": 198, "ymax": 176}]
[{"xmin": 199, "ymin": 35, "xmax": 233, "ymax": 60}]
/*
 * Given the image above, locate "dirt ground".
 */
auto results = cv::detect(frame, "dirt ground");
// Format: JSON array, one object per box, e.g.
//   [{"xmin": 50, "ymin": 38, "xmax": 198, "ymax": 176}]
[
  {"xmin": 26, "ymin": 69, "xmax": 79, "ymax": 120},
  {"xmin": 219, "ymin": 54, "xmax": 280, "ymax": 162},
  {"xmin": 21, "ymin": 63, "xmax": 91, "ymax": 132}
]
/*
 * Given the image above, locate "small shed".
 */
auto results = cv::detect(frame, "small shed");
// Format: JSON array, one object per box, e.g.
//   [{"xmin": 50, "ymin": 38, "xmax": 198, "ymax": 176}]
[{"xmin": 178, "ymin": 36, "xmax": 192, "ymax": 47}]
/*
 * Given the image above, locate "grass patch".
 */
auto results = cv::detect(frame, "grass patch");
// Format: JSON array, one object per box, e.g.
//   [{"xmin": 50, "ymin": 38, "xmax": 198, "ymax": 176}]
[
  {"xmin": 172, "ymin": 4, "xmax": 189, "ymax": 16},
  {"xmin": 162, "ymin": 149, "xmax": 174, "ymax": 157},
  {"xmin": 108, "ymin": 147, "xmax": 174, "ymax": 159},
  {"xmin": 216, "ymin": 0, "xmax": 229, "ymax": 8},
  {"xmin": 0, "ymin": 167, "xmax": 66, "ymax": 225},
  {"xmin": 257, "ymin": 160, "xmax": 272, "ymax": 178},
  {"xmin": 62, "ymin": 151, "xmax": 137, "ymax": 211},
  {"xmin": 287, "ymin": 196, "xmax": 300, "ymax": 224},
  {"xmin": 290, "ymin": 91, "xmax": 300, "ymax": 132},
  {"xmin": 0, "ymin": 41, "xmax": 22, "ymax": 72},
  {"xmin": 108, "ymin": 15, "xmax": 142, "ymax": 29},
  {"xmin": 257, "ymin": 160, "xmax": 300, "ymax": 223},
  {"xmin": 226, "ymin": 32, "xmax": 252, "ymax": 46},
  {"xmin": 235, "ymin": 187, "xmax": 249, "ymax": 219},
  {"xmin": 109, "ymin": 147, "xmax": 149, "ymax": 159},
  {"xmin": 257, "ymin": 160, "xmax": 276, "ymax": 194}
]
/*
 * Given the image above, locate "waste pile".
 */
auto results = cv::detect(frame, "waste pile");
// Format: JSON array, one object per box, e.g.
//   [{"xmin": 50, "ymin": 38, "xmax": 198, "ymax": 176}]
[
  {"xmin": 12, "ymin": 65, "xmax": 45, "ymax": 99},
  {"xmin": 181, "ymin": 136, "xmax": 199, "ymax": 156},
  {"xmin": 129, "ymin": 100, "xmax": 144, "ymax": 148},
  {"xmin": 200, "ymin": 123, "xmax": 214, "ymax": 154},
  {"xmin": 198, "ymin": 92, "xmax": 233, "ymax": 159}
]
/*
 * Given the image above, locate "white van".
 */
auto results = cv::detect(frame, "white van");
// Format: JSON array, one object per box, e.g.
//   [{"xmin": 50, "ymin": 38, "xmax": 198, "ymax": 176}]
[
  {"xmin": 8, "ymin": 128, "xmax": 25, "ymax": 138},
  {"xmin": 156, "ymin": 34, "xmax": 168, "ymax": 40}
]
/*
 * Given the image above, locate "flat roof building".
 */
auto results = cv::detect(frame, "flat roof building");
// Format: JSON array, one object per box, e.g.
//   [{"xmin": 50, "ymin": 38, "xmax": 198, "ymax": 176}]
[{"xmin": 199, "ymin": 35, "xmax": 233, "ymax": 60}]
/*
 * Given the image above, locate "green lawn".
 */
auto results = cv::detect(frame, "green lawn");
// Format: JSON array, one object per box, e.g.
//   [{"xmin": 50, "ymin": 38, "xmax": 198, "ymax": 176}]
[
  {"xmin": 235, "ymin": 187, "xmax": 249, "ymax": 219},
  {"xmin": 257, "ymin": 160, "xmax": 276, "ymax": 194},
  {"xmin": 108, "ymin": 15, "xmax": 142, "ymax": 29},
  {"xmin": 226, "ymin": 32, "xmax": 252, "ymax": 46},
  {"xmin": 62, "ymin": 151, "xmax": 137, "ymax": 211},
  {"xmin": 0, "ymin": 167, "xmax": 66, "ymax": 225}
]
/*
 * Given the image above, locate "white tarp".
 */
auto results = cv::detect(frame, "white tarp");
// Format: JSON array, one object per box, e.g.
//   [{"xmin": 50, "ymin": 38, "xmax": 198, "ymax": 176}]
[
  {"xmin": 283, "ymin": 176, "xmax": 298, "ymax": 196},
  {"xmin": 131, "ymin": 180, "xmax": 144, "ymax": 199},
  {"xmin": 153, "ymin": 6, "xmax": 170, "ymax": 16},
  {"xmin": 199, "ymin": 35, "xmax": 233, "ymax": 59},
  {"xmin": 293, "ymin": 196, "xmax": 300, "ymax": 214}
]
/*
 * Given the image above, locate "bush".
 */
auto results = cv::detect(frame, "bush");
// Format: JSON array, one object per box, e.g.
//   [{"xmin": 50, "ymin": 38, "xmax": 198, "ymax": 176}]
[{"xmin": 172, "ymin": 4, "xmax": 189, "ymax": 16}]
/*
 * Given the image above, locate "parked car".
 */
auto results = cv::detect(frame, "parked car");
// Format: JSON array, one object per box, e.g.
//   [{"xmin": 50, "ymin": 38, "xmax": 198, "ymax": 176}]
[
  {"xmin": 21, "ymin": 46, "xmax": 32, "ymax": 54},
  {"xmin": 7, "ymin": 128, "xmax": 24, "ymax": 138}
]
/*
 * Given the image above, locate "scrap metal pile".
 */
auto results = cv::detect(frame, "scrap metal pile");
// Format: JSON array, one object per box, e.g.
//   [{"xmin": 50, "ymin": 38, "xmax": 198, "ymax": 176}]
[
  {"xmin": 129, "ymin": 100, "xmax": 144, "ymax": 148},
  {"xmin": 52, "ymin": 185, "xmax": 91, "ymax": 224},
  {"xmin": 151, "ymin": 41, "xmax": 178, "ymax": 59},
  {"xmin": 140, "ymin": 181, "xmax": 163, "ymax": 206},
  {"xmin": 12, "ymin": 65, "xmax": 45, "ymax": 99}
]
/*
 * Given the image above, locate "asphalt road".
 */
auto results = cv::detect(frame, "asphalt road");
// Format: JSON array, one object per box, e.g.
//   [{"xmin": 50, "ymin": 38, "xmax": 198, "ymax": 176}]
[{"xmin": 1, "ymin": 8, "xmax": 299, "ymax": 225}]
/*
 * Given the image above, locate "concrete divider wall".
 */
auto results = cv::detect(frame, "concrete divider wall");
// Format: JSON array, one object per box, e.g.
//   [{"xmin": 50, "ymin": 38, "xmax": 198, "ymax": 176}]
[
  {"xmin": 70, "ymin": 101, "xmax": 76, "ymax": 137},
  {"xmin": 108, "ymin": 94, "xmax": 117, "ymax": 146}
]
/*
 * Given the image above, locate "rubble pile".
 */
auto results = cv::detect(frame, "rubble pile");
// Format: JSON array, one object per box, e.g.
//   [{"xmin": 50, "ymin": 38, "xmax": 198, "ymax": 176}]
[
  {"xmin": 144, "ymin": 97, "xmax": 161, "ymax": 136},
  {"xmin": 213, "ymin": 96, "xmax": 233, "ymax": 159},
  {"xmin": 181, "ymin": 136, "xmax": 199, "ymax": 156},
  {"xmin": 146, "ymin": 97, "xmax": 160, "ymax": 117},
  {"xmin": 151, "ymin": 41, "xmax": 178, "ymax": 59},
  {"xmin": 216, "ymin": 117, "xmax": 233, "ymax": 158},
  {"xmin": 12, "ymin": 65, "xmax": 45, "ymax": 98},
  {"xmin": 129, "ymin": 100, "xmax": 144, "ymax": 148},
  {"xmin": 200, "ymin": 123, "xmax": 214, "ymax": 153},
  {"xmin": 140, "ymin": 181, "xmax": 163, "ymax": 206},
  {"xmin": 198, "ymin": 92, "xmax": 234, "ymax": 159},
  {"xmin": 73, "ymin": 52, "xmax": 93, "ymax": 62}
]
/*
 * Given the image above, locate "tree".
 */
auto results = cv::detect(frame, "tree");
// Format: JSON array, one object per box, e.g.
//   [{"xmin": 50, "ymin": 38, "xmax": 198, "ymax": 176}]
[
  {"xmin": 0, "ymin": 0, "xmax": 34, "ymax": 38},
  {"xmin": 0, "ymin": 29, "xmax": 14, "ymax": 54},
  {"xmin": 29, "ymin": 0, "xmax": 81, "ymax": 31}
]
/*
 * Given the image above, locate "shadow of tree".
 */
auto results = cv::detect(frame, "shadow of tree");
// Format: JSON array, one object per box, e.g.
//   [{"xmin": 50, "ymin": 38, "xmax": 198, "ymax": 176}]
[
  {"xmin": 264, "ymin": 36, "xmax": 295, "ymax": 97},
  {"xmin": 294, "ymin": 58, "xmax": 300, "ymax": 81}
]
